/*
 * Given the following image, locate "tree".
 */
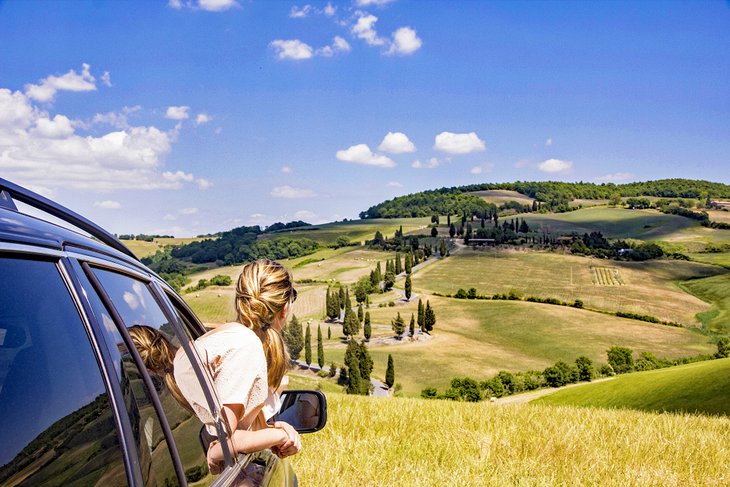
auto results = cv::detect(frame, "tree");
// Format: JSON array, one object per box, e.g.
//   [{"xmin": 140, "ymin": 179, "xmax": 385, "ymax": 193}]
[
  {"xmin": 304, "ymin": 323, "xmax": 312, "ymax": 366},
  {"xmin": 395, "ymin": 252, "xmax": 402, "ymax": 274},
  {"xmin": 575, "ymin": 356, "xmax": 594, "ymax": 381},
  {"xmin": 364, "ymin": 311, "xmax": 372, "ymax": 340},
  {"xmin": 424, "ymin": 300, "xmax": 436, "ymax": 333},
  {"xmin": 338, "ymin": 286, "xmax": 345, "ymax": 310},
  {"xmin": 317, "ymin": 324, "xmax": 325, "ymax": 368},
  {"xmin": 391, "ymin": 312, "xmax": 405, "ymax": 337},
  {"xmin": 328, "ymin": 326, "xmax": 331, "ymax": 340},
  {"xmin": 405, "ymin": 253, "xmax": 413, "ymax": 274},
  {"xmin": 343, "ymin": 308, "xmax": 359, "ymax": 338},
  {"xmin": 282, "ymin": 315, "xmax": 304, "ymax": 360},
  {"xmin": 358, "ymin": 304, "xmax": 364, "ymax": 324},
  {"xmin": 358, "ymin": 342, "xmax": 373, "ymax": 388},
  {"xmin": 329, "ymin": 289, "xmax": 341, "ymax": 320},
  {"xmin": 607, "ymin": 346, "xmax": 634, "ymax": 374},
  {"xmin": 439, "ymin": 239, "xmax": 447, "ymax": 257},
  {"xmin": 383, "ymin": 271, "xmax": 395, "ymax": 291},
  {"xmin": 417, "ymin": 299, "xmax": 425, "ymax": 331},
  {"xmin": 716, "ymin": 337, "xmax": 730, "ymax": 358},
  {"xmin": 405, "ymin": 274, "xmax": 412, "ymax": 301},
  {"xmin": 431, "ymin": 226, "xmax": 438, "ymax": 237},
  {"xmin": 385, "ymin": 354, "xmax": 395, "ymax": 388},
  {"xmin": 449, "ymin": 223, "xmax": 456, "ymax": 238},
  {"xmin": 345, "ymin": 340, "xmax": 363, "ymax": 394},
  {"xmin": 409, "ymin": 313, "xmax": 415, "ymax": 337}
]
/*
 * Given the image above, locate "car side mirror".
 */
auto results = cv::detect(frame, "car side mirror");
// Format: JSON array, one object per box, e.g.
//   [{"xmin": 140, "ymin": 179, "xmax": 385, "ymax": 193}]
[{"xmin": 274, "ymin": 390, "xmax": 327, "ymax": 434}]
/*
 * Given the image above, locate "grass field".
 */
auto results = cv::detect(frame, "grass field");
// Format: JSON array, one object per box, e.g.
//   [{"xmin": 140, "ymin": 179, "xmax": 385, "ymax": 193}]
[
  {"xmin": 322, "ymin": 296, "xmax": 715, "ymax": 396},
  {"xmin": 260, "ymin": 217, "xmax": 431, "ymax": 245},
  {"xmin": 291, "ymin": 393, "xmax": 730, "ymax": 486},
  {"xmin": 535, "ymin": 358, "xmax": 730, "ymax": 417},
  {"xmin": 122, "ymin": 237, "xmax": 208, "ymax": 259},
  {"xmin": 679, "ymin": 273, "xmax": 730, "ymax": 333},
  {"xmin": 707, "ymin": 209, "xmax": 730, "ymax": 224},
  {"xmin": 469, "ymin": 189, "xmax": 535, "ymax": 206},
  {"xmin": 412, "ymin": 248, "xmax": 723, "ymax": 326}
]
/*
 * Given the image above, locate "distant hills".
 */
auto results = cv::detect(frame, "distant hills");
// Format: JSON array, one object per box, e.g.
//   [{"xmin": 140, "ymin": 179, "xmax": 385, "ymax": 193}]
[{"xmin": 360, "ymin": 179, "xmax": 730, "ymax": 219}]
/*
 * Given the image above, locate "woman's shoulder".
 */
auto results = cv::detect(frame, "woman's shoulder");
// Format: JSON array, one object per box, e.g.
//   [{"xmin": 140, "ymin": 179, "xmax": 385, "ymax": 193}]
[{"xmin": 200, "ymin": 322, "xmax": 262, "ymax": 351}]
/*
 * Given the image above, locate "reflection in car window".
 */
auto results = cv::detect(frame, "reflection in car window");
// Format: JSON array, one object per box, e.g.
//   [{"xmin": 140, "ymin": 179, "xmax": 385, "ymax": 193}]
[
  {"xmin": 0, "ymin": 256, "xmax": 126, "ymax": 486},
  {"xmin": 90, "ymin": 267, "xmax": 214, "ymax": 486}
]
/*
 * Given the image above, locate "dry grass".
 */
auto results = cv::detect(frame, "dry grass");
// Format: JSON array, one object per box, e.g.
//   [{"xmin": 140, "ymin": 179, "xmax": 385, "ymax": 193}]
[
  {"xmin": 469, "ymin": 190, "xmax": 535, "ymax": 206},
  {"xmin": 413, "ymin": 248, "xmax": 723, "ymax": 326},
  {"xmin": 293, "ymin": 393, "xmax": 730, "ymax": 486}
]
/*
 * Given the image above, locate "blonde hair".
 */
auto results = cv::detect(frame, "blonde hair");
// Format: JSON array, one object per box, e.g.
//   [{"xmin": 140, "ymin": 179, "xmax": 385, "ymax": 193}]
[
  {"xmin": 235, "ymin": 259, "xmax": 295, "ymax": 389},
  {"xmin": 128, "ymin": 325, "xmax": 194, "ymax": 414}
]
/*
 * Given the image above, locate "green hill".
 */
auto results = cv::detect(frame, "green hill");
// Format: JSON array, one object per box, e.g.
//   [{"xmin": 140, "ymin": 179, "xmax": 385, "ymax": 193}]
[{"xmin": 535, "ymin": 357, "xmax": 730, "ymax": 416}]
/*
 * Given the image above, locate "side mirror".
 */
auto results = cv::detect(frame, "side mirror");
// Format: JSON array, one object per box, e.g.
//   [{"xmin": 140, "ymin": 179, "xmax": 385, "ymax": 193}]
[{"xmin": 273, "ymin": 390, "xmax": 327, "ymax": 434}]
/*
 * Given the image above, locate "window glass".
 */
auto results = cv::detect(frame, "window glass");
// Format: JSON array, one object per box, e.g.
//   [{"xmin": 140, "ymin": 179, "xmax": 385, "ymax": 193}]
[
  {"xmin": 90, "ymin": 267, "xmax": 214, "ymax": 486},
  {"xmin": 0, "ymin": 255, "xmax": 126, "ymax": 486}
]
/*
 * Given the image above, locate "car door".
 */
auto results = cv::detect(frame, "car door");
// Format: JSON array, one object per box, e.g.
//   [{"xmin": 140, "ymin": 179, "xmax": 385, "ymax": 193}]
[{"xmin": 72, "ymin": 258, "xmax": 245, "ymax": 486}]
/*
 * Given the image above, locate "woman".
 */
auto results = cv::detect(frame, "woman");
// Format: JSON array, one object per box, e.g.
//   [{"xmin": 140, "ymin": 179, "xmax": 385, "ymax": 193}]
[{"xmin": 131, "ymin": 259, "xmax": 301, "ymax": 473}]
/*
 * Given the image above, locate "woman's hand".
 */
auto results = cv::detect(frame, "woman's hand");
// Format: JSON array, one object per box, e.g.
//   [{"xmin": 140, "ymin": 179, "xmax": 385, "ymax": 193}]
[
  {"xmin": 271, "ymin": 421, "xmax": 302, "ymax": 458},
  {"xmin": 206, "ymin": 440, "xmax": 225, "ymax": 475}
]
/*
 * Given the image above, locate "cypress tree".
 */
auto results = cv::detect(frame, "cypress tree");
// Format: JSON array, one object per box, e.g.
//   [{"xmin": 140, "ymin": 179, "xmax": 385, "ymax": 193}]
[
  {"xmin": 409, "ymin": 313, "xmax": 415, "ymax": 337},
  {"xmin": 282, "ymin": 314, "xmax": 304, "ymax": 360},
  {"xmin": 330, "ymin": 289, "xmax": 341, "ymax": 320},
  {"xmin": 305, "ymin": 323, "xmax": 312, "ymax": 365},
  {"xmin": 345, "ymin": 340, "xmax": 362, "ymax": 394},
  {"xmin": 431, "ymin": 226, "xmax": 438, "ymax": 237},
  {"xmin": 376, "ymin": 262, "xmax": 382, "ymax": 282},
  {"xmin": 317, "ymin": 324, "xmax": 324, "ymax": 368},
  {"xmin": 424, "ymin": 301, "xmax": 436, "ymax": 333},
  {"xmin": 417, "ymin": 299, "xmax": 425, "ymax": 331},
  {"xmin": 439, "ymin": 239, "xmax": 447, "ymax": 258},
  {"xmin": 338, "ymin": 287, "xmax": 345, "ymax": 310},
  {"xmin": 395, "ymin": 252, "xmax": 402, "ymax": 274},
  {"xmin": 385, "ymin": 354, "xmax": 395, "ymax": 389},
  {"xmin": 391, "ymin": 312, "xmax": 405, "ymax": 336},
  {"xmin": 364, "ymin": 311, "xmax": 371, "ymax": 340},
  {"xmin": 405, "ymin": 253, "xmax": 412, "ymax": 274},
  {"xmin": 449, "ymin": 223, "xmax": 456, "ymax": 238},
  {"xmin": 358, "ymin": 342, "xmax": 373, "ymax": 390},
  {"xmin": 358, "ymin": 304, "xmax": 364, "ymax": 323},
  {"xmin": 344, "ymin": 308, "xmax": 359, "ymax": 338},
  {"xmin": 328, "ymin": 325, "xmax": 331, "ymax": 340},
  {"xmin": 325, "ymin": 287, "xmax": 331, "ymax": 317},
  {"xmin": 405, "ymin": 274, "xmax": 412, "ymax": 301}
]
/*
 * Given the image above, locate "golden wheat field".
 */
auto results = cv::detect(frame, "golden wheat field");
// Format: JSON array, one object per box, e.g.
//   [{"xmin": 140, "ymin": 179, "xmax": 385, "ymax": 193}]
[{"xmin": 291, "ymin": 393, "xmax": 730, "ymax": 486}]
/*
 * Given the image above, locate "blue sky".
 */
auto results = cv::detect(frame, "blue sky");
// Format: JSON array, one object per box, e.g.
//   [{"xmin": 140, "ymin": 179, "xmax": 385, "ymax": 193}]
[{"xmin": 1, "ymin": 0, "xmax": 729, "ymax": 237}]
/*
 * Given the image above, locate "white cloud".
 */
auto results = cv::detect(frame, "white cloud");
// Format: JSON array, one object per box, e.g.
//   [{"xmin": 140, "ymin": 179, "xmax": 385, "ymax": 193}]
[
  {"xmin": 0, "ymin": 81, "xmax": 207, "ymax": 192},
  {"xmin": 378, "ymin": 131, "xmax": 415, "ymax": 154},
  {"xmin": 316, "ymin": 36, "xmax": 351, "ymax": 57},
  {"xmin": 412, "ymin": 157, "xmax": 440, "ymax": 169},
  {"xmin": 434, "ymin": 131, "xmax": 486, "ymax": 154},
  {"xmin": 92, "ymin": 105, "xmax": 141, "ymax": 129},
  {"xmin": 595, "ymin": 172, "xmax": 634, "ymax": 183},
  {"xmin": 470, "ymin": 163, "xmax": 495, "ymax": 175},
  {"xmin": 293, "ymin": 210, "xmax": 317, "ymax": 220},
  {"xmin": 356, "ymin": 0, "xmax": 395, "ymax": 6},
  {"xmin": 181, "ymin": 207, "xmax": 199, "ymax": 215},
  {"xmin": 166, "ymin": 106, "xmax": 190, "ymax": 120},
  {"xmin": 195, "ymin": 178, "xmax": 213, "ymax": 190},
  {"xmin": 281, "ymin": 165, "xmax": 293, "ymax": 173},
  {"xmin": 270, "ymin": 39, "xmax": 314, "ymax": 60},
  {"xmin": 290, "ymin": 5, "xmax": 313, "ymax": 18},
  {"xmin": 94, "ymin": 200, "xmax": 121, "ymax": 210},
  {"xmin": 336, "ymin": 144, "xmax": 395, "ymax": 168},
  {"xmin": 163, "ymin": 213, "xmax": 177, "ymax": 221},
  {"xmin": 324, "ymin": 2, "xmax": 336, "ymax": 16},
  {"xmin": 163, "ymin": 171, "xmax": 194, "ymax": 183},
  {"xmin": 32, "ymin": 114, "xmax": 75, "ymax": 138},
  {"xmin": 195, "ymin": 113, "xmax": 212, "ymax": 125},
  {"xmin": 545, "ymin": 138, "xmax": 553, "ymax": 146},
  {"xmin": 352, "ymin": 13, "xmax": 387, "ymax": 46},
  {"xmin": 387, "ymin": 27, "xmax": 422, "ymax": 55},
  {"xmin": 386, "ymin": 181, "xmax": 403, "ymax": 188},
  {"xmin": 271, "ymin": 185, "xmax": 317, "ymax": 198},
  {"xmin": 100, "ymin": 71, "xmax": 112, "ymax": 87},
  {"xmin": 25, "ymin": 63, "xmax": 97, "ymax": 103},
  {"xmin": 169, "ymin": 0, "xmax": 238, "ymax": 11},
  {"xmin": 538, "ymin": 158, "xmax": 573, "ymax": 173}
]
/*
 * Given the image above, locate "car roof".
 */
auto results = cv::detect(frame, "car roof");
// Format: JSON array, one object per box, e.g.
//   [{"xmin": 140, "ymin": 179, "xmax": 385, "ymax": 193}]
[{"xmin": 0, "ymin": 178, "xmax": 148, "ymax": 273}]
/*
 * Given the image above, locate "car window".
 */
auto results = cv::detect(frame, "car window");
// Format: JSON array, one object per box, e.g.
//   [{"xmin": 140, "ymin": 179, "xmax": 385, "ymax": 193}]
[
  {"xmin": 0, "ymin": 255, "xmax": 126, "ymax": 486},
  {"xmin": 89, "ymin": 267, "xmax": 215, "ymax": 486}
]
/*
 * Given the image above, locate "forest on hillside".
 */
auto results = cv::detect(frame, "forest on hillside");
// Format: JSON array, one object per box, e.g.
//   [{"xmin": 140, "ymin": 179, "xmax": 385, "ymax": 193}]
[{"xmin": 360, "ymin": 179, "xmax": 730, "ymax": 218}]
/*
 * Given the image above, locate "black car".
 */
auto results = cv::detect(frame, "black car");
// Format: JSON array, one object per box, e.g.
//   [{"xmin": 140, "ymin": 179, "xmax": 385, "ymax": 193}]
[{"xmin": 0, "ymin": 178, "xmax": 326, "ymax": 487}]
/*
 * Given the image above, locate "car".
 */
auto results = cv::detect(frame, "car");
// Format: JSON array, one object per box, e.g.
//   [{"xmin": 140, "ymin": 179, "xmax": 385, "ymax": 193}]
[{"xmin": 0, "ymin": 177, "xmax": 326, "ymax": 487}]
